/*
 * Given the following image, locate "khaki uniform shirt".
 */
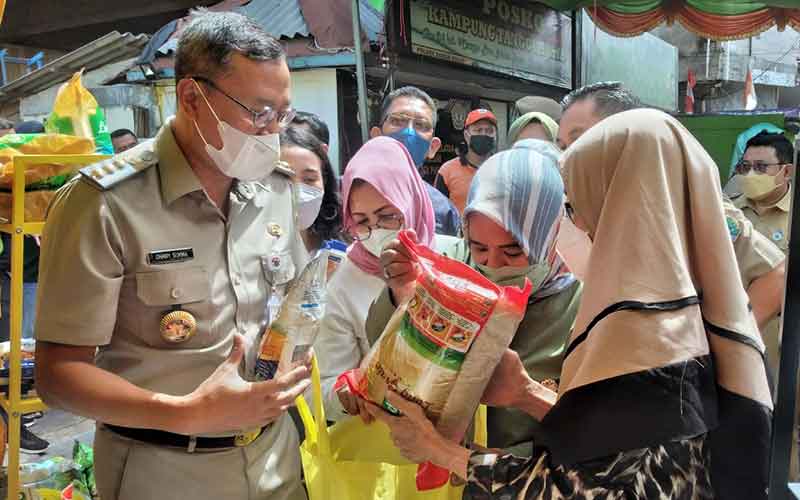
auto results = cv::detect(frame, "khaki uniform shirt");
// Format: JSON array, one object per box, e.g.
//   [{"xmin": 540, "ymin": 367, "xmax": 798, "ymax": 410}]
[
  {"xmin": 36, "ymin": 119, "xmax": 307, "ymax": 416},
  {"xmin": 725, "ymin": 196, "xmax": 787, "ymax": 387},
  {"xmin": 732, "ymin": 189, "xmax": 791, "ymax": 256}
]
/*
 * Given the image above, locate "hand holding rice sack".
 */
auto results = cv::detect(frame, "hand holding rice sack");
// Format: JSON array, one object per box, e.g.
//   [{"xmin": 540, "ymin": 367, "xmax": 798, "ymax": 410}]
[
  {"xmin": 339, "ymin": 229, "xmax": 532, "ymax": 488},
  {"xmin": 366, "ymin": 139, "xmax": 581, "ymax": 455},
  {"xmin": 314, "ymin": 136, "xmax": 458, "ymax": 422}
]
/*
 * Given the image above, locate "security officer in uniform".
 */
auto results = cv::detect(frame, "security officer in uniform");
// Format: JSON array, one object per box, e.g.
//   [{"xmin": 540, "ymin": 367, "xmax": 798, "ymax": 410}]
[{"xmin": 34, "ymin": 12, "xmax": 310, "ymax": 500}]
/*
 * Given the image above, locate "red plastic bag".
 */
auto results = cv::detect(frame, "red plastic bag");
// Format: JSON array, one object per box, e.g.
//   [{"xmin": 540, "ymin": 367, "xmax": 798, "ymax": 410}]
[{"xmin": 339, "ymin": 230, "xmax": 531, "ymax": 489}]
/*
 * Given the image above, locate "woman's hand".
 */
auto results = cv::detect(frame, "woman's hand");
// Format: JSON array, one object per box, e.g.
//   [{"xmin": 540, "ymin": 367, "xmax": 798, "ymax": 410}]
[
  {"xmin": 380, "ymin": 229, "xmax": 419, "ymax": 305},
  {"xmin": 366, "ymin": 391, "xmax": 470, "ymax": 479},
  {"xmin": 336, "ymin": 384, "xmax": 374, "ymax": 424},
  {"xmin": 482, "ymin": 349, "xmax": 556, "ymax": 421}
]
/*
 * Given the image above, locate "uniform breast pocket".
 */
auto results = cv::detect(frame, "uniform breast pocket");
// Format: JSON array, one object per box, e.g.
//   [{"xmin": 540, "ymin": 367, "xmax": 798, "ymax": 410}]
[
  {"xmin": 261, "ymin": 250, "xmax": 296, "ymax": 289},
  {"xmin": 135, "ymin": 267, "xmax": 213, "ymax": 347}
]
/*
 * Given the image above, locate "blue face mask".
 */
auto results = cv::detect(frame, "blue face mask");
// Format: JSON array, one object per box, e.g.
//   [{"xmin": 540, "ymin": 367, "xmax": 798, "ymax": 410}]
[{"xmin": 388, "ymin": 127, "xmax": 432, "ymax": 168}]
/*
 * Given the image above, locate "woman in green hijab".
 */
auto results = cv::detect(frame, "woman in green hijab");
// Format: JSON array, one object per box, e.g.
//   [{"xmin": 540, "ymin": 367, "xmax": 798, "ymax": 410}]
[{"xmin": 507, "ymin": 112, "xmax": 559, "ymax": 146}]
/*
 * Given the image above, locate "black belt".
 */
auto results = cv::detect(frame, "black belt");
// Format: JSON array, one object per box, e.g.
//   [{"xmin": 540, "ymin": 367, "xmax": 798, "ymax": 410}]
[{"xmin": 105, "ymin": 424, "xmax": 267, "ymax": 453}]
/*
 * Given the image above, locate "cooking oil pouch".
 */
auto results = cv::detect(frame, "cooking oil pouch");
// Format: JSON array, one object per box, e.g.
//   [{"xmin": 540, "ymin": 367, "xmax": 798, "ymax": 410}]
[{"xmin": 256, "ymin": 251, "xmax": 329, "ymax": 380}]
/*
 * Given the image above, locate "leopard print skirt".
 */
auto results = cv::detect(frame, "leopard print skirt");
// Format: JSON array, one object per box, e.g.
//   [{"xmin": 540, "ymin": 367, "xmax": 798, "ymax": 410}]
[{"xmin": 465, "ymin": 435, "xmax": 713, "ymax": 500}]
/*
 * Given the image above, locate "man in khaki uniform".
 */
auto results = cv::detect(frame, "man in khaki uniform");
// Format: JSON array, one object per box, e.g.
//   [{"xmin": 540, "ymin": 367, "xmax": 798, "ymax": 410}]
[
  {"xmin": 732, "ymin": 131, "xmax": 794, "ymax": 375},
  {"xmin": 733, "ymin": 131, "xmax": 794, "ymax": 255},
  {"xmin": 731, "ymin": 130, "xmax": 796, "ymax": 476},
  {"xmin": 34, "ymin": 12, "xmax": 310, "ymax": 500}
]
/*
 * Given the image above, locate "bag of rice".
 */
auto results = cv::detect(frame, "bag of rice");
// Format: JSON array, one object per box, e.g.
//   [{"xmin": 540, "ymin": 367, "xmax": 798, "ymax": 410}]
[{"xmin": 340, "ymin": 230, "xmax": 531, "ymax": 489}]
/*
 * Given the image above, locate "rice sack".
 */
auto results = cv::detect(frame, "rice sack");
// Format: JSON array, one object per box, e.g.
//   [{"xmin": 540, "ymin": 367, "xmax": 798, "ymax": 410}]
[{"xmin": 350, "ymin": 230, "xmax": 531, "ymax": 441}]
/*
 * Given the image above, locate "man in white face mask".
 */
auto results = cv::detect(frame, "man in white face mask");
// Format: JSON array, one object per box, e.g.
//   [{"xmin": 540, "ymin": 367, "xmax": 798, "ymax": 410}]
[
  {"xmin": 733, "ymin": 131, "xmax": 794, "ymax": 255},
  {"xmin": 33, "ymin": 11, "xmax": 311, "ymax": 500}
]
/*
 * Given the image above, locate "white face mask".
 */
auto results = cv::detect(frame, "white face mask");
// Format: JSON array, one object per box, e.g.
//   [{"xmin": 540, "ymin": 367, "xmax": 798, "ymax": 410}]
[
  {"xmin": 361, "ymin": 228, "xmax": 401, "ymax": 258},
  {"xmin": 296, "ymin": 184, "xmax": 324, "ymax": 230},
  {"xmin": 193, "ymin": 81, "xmax": 281, "ymax": 181}
]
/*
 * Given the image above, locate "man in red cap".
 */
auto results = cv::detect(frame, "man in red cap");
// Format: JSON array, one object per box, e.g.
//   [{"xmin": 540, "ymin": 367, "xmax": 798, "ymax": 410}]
[{"xmin": 435, "ymin": 108, "xmax": 497, "ymax": 214}]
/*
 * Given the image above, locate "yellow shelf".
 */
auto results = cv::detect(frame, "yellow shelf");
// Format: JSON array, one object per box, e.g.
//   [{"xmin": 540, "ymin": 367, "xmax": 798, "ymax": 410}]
[
  {"xmin": 0, "ymin": 222, "xmax": 45, "ymax": 236},
  {"xmin": 0, "ymin": 395, "xmax": 46, "ymax": 414},
  {"xmin": 3, "ymin": 153, "xmax": 109, "ymax": 500}
]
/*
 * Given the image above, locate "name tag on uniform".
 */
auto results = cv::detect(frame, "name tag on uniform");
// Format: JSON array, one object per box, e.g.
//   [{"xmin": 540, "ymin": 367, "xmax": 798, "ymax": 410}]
[{"xmin": 147, "ymin": 247, "xmax": 195, "ymax": 265}]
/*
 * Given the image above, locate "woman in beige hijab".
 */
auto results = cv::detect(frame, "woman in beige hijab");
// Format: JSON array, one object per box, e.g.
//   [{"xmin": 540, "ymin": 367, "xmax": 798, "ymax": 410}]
[{"xmin": 368, "ymin": 109, "xmax": 772, "ymax": 499}]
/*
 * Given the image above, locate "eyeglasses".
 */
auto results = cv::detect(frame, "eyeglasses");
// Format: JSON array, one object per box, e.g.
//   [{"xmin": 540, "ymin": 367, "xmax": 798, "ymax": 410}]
[
  {"xmin": 735, "ymin": 161, "xmax": 786, "ymax": 175},
  {"xmin": 193, "ymin": 76, "xmax": 296, "ymax": 128},
  {"xmin": 347, "ymin": 214, "xmax": 403, "ymax": 241},
  {"xmin": 384, "ymin": 113, "xmax": 434, "ymax": 134}
]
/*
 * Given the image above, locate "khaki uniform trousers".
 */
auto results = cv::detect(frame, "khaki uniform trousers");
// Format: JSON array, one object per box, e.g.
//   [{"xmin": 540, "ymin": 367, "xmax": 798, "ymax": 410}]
[{"xmin": 94, "ymin": 413, "xmax": 307, "ymax": 500}]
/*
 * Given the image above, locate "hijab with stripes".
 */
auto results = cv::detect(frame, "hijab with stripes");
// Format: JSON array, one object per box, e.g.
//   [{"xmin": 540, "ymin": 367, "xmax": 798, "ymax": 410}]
[{"xmin": 464, "ymin": 139, "xmax": 575, "ymax": 299}]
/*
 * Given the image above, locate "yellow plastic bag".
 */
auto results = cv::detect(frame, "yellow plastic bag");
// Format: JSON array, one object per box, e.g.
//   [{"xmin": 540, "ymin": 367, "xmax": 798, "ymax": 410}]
[
  {"xmin": 297, "ymin": 357, "xmax": 487, "ymax": 500},
  {"xmin": 45, "ymin": 71, "xmax": 113, "ymax": 154},
  {"xmin": 0, "ymin": 133, "xmax": 95, "ymax": 188}
]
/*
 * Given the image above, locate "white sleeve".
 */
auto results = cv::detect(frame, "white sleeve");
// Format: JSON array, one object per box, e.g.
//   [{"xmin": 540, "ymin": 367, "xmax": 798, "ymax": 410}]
[{"xmin": 315, "ymin": 271, "xmax": 365, "ymax": 421}]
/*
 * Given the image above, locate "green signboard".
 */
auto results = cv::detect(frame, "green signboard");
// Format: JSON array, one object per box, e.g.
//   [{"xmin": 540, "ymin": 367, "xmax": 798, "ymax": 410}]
[{"xmin": 409, "ymin": 0, "xmax": 572, "ymax": 88}]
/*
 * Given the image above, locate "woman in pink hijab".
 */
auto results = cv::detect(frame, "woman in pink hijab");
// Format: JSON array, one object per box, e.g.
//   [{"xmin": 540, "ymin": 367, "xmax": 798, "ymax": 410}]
[{"xmin": 315, "ymin": 136, "xmax": 454, "ymax": 422}]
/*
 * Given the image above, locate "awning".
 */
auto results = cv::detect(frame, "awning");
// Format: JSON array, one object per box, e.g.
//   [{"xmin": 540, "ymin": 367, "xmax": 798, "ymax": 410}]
[
  {"xmin": 540, "ymin": 1, "xmax": 800, "ymax": 40},
  {"xmin": 0, "ymin": 31, "xmax": 149, "ymax": 105},
  {"xmin": 367, "ymin": 0, "xmax": 800, "ymax": 41}
]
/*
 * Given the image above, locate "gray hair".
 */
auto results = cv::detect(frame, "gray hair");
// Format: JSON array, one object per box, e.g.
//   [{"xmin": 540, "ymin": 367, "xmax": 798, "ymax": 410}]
[
  {"xmin": 175, "ymin": 9, "xmax": 285, "ymax": 82},
  {"xmin": 379, "ymin": 86, "xmax": 438, "ymax": 128},
  {"xmin": 0, "ymin": 118, "xmax": 13, "ymax": 130},
  {"xmin": 561, "ymin": 81, "xmax": 642, "ymax": 119}
]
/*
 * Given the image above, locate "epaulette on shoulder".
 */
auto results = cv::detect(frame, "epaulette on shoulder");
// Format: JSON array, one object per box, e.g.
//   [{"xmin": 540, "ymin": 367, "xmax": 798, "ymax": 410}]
[
  {"xmin": 79, "ymin": 139, "xmax": 157, "ymax": 190},
  {"xmin": 273, "ymin": 160, "xmax": 295, "ymax": 178}
]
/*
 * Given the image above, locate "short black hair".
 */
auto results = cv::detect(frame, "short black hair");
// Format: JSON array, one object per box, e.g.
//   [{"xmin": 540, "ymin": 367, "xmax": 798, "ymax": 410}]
[
  {"xmin": 378, "ymin": 86, "xmax": 437, "ymax": 128},
  {"xmin": 111, "ymin": 128, "xmax": 137, "ymax": 140},
  {"xmin": 561, "ymin": 81, "xmax": 642, "ymax": 119},
  {"xmin": 0, "ymin": 118, "xmax": 13, "ymax": 130},
  {"xmin": 291, "ymin": 111, "xmax": 330, "ymax": 144},
  {"xmin": 175, "ymin": 9, "xmax": 284, "ymax": 83},
  {"xmin": 746, "ymin": 131, "xmax": 795, "ymax": 165},
  {"xmin": 279, "ymin": 127, "xmax": 342, "ymax": 242}
]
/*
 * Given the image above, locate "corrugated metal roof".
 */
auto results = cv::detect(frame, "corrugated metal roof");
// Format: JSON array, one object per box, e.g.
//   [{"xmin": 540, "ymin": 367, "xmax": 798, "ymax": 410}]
[
  {"xmin": 239, "ymin": 0, "xmax": 384, "ymax": 43},
  {"xmin": 0, "ymin": 31, "xmax": 149, "ymax": 105},
  {"xmin": 360, "ymin": 0, "xmax": 385, "ymax": 42},
  {"xmin": 238, "ymin": 0, "xmax": 311, "ymax": 39}
]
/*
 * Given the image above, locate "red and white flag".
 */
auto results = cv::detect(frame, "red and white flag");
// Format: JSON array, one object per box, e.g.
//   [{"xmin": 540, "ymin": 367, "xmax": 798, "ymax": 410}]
[
  {"xmin": 744, "ymin": 69, "xmax": 758, "ymax": 110},
  {"xmin": 685, "ymin": 69, "xmax": 696, "ymax": 114}
]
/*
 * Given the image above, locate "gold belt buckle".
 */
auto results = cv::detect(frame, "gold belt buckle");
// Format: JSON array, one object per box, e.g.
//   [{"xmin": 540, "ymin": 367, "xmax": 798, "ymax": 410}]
[{"xmin": 234, "ymin": 428, "xmax": 261, "ymax": 447}]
